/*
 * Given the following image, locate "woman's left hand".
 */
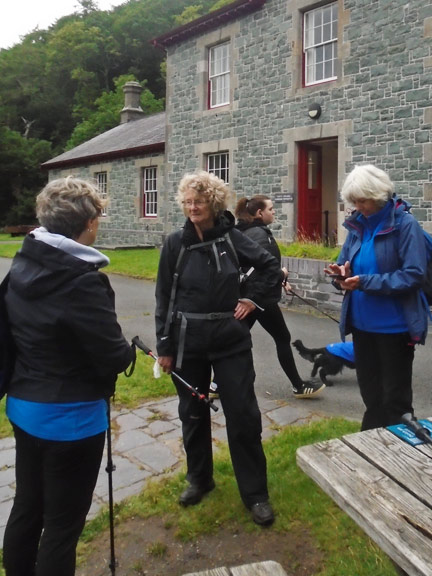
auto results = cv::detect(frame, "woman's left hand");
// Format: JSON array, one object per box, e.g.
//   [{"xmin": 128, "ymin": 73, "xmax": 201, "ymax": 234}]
[{"xmin": 234, "ymin": 299, "xmax": 256, "ymax": 320}]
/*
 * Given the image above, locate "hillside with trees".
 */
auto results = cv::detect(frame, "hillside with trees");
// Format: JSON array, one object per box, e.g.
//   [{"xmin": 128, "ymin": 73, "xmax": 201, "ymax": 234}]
[{"xmin": 0, "ymin": 0, "xmax": 231, "ymax": 225}]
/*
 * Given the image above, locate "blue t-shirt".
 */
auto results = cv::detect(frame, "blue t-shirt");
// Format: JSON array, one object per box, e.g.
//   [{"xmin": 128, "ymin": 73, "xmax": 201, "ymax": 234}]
[
  {"xmin": 350, "ymin": 204, "xmax": 407, "ymax": 334},
  {"xmin": 6, "ymin": 397, "xmax": 108, "ymax": 441}
]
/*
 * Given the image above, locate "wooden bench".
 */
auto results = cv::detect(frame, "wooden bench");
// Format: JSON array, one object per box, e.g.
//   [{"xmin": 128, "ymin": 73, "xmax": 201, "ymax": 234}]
[
  {"xmin": 296, "ymin": 424, "xmax": 432, "ymax": 576},
  {"xmin": 183, "ymin": 560, "xmax": 288, "ymax": 576},
  {"xmin": 3, "ymin": 225, "xmax": 36, "ymax": 237}
]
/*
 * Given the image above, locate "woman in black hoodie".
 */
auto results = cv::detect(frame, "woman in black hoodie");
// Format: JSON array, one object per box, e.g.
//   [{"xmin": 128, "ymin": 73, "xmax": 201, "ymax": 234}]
[
  {"xmin": 155, "ymin": 172, "xmax": 281, "ymax": 526},
  {"xmin": 235, "ymin": 195, "xmax": 325, "ymax": 399},
  {"xmin": 3, "ymin": 177, "xmax": 135, "ymax": 576}
]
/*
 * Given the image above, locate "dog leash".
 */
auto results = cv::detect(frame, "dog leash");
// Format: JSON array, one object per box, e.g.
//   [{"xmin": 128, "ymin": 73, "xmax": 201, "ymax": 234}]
[{"xmin": 287, "ymin": 288, "xmax": 340, "ymax": 324}]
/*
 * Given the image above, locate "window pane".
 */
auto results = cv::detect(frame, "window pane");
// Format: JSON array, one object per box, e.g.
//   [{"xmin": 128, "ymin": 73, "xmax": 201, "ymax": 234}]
[
  {"xmin": 96, "ymin": 172, "xmax": 107, "ymax": 216},
  {"xmin": 209, "ymin": 42, "xmax": 230, "ymax": 108},
  {"xmin": 303, "ymin": 2, "xmax": 338, "ymax": 86},
  {"xmin": 208, "ymin": 152, "xmax": 229, "ymax": 183},
  {"xmin": 143, "ymin": 167, "xmax": 157, "ymax": 217}
]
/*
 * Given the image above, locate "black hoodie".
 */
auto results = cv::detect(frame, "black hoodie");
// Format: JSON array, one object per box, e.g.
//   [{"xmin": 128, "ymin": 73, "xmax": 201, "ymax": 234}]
[{"xmin": 5, "ymin": 235, "xmax": 134, "ymax": 403}]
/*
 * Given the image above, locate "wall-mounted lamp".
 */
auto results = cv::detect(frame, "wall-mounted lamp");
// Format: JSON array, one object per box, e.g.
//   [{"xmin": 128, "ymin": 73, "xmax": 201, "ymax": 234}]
[{"xmin": 308, "ymin": 103, "xmax": 322, "ymax": 120}]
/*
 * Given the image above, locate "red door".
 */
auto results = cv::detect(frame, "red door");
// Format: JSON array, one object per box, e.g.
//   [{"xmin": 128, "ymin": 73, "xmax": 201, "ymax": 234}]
[{"xmin": 298, "ymin": 144, "xmax": 322, "ymax": 239}]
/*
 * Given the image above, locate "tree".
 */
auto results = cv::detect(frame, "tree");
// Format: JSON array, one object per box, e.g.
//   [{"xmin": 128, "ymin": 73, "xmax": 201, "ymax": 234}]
[
  {"xmin": 0, "ymin": 128, "xmax": 52, "ymax": 225},
  {"xmin": 66, "ymin": 75, "xmax": 164, "ymax": 149}
]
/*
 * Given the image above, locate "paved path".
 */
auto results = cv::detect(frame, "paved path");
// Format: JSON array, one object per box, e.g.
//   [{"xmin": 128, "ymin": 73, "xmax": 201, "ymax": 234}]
[{"xmin": 0, "ymin": 393, "xmax": 328, "ymax": 542}]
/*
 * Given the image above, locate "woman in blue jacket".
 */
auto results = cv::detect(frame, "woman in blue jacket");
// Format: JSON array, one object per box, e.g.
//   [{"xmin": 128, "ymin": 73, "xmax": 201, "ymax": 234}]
[{"xmin": 325, "ymin": 165, "xmax": 429, "ymax": 430}]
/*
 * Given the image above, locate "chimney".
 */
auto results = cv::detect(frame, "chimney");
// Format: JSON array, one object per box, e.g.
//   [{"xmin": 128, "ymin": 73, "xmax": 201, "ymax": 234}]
[{"xmin": 120, "ymin": 81, "xmax": 145, "ymax": 124}]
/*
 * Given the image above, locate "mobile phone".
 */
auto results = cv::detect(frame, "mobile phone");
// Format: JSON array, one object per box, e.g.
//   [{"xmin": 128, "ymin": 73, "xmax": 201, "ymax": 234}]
[{"xmin": 327, "ymin": 273, "xmax": 345, "ymax": 280}]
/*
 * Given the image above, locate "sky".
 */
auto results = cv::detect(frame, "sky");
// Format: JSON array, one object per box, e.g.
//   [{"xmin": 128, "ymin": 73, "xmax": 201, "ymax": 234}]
[{"xmin": 0, "ymin": 0, "xmax": 126, "ymax": 50}]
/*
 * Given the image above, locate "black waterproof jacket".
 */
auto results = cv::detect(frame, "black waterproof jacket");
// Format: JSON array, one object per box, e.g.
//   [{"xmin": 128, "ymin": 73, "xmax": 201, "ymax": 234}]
[
  {"xmin": 236, "ymin": 219, "xmax": 284, "ymax": 305},
  {"xmin": 5, "ymin": 235, "xmax": 134, "ymax": 403},
  {"xmin": 155, "ymin": 212, "xmax": 281, "ymax": 360}
]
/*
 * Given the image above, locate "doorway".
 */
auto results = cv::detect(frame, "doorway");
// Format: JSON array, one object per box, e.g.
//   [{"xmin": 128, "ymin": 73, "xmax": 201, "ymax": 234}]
[{"xmin": 297, "ymin": 139, "xmax": 338, "ymax": 245}]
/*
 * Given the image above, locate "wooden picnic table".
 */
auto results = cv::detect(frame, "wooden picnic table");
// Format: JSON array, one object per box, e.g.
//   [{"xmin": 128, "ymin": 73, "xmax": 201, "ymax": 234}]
[{"xmin": 296, "ymin": 424, "xmax": 432, "ymax": 576}]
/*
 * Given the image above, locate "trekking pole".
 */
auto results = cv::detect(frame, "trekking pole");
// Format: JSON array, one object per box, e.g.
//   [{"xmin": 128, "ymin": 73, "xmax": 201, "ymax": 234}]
[
  {"xmin": 286, "ymin": 288, "xmax": 340, "ymax": 324},
  {"xmin": 131, "ymin": 336, "xmax": 219, "ymax": 412},
  {"xmin": 106, "ymin": 400, "xmax": 117, "ymax": 575}
]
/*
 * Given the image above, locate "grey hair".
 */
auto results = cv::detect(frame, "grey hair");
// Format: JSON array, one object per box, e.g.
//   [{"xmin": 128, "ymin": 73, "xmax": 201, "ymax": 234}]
[
  {"xmin": 36, "ymin": 176, "xmax": 105, "ymax": 239},
  {"xmin": 176, "ymin": 170, "xmax": 230, "ymax": 218},
  {"xmin": 340, "ymin": 164, "xmax": 394, "ymax": 207}
]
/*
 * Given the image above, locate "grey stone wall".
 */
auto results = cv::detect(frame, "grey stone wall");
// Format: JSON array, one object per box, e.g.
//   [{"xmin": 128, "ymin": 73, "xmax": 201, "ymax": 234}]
[
  {"xmin": 48, "ymin": 151, "xmax": 166, "ymax": 248},
  {"xmin": 163, "ymin": 0, "xmax": 432, "ymax": 242},
  {"xmin": 280, "ymin": 256, "xmax": 343, "ymax": 317}
]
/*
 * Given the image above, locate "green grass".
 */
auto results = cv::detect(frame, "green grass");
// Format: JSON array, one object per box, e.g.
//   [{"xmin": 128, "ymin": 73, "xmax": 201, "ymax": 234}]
[
  {"xmin": 280, "ymin": 241, "xmax": 340, "ymax": 261},
  {"xmin": 103, "ymin": 247, "xmax": 160, "ymax": 280},
  {"xmin": 75, "ymin": 418, "xmax": 398, "ymax": 576},
  {"xmin": 0, "ymin": 243, "xmax": 21, "ymax": 258}
]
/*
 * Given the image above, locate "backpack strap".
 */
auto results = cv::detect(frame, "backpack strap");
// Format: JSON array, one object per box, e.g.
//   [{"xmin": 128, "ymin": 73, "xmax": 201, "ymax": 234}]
[{"xmin": 163, "ymin": 244, "xmax": 186, "ymax": 337}]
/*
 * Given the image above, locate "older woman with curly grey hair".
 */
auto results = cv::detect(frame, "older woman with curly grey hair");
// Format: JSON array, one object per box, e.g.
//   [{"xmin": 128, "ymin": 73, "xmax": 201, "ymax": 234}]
[
  {"xmin": 155, "ymin": 170, "xmax": 281, "ymax": 526},
  {"xmin": 325, "ymin": 164, "xmax": 429, "ymax": 431},
  {"xmin": 3, "ymin": 176, "xmax": 135, "ymax": 576}
]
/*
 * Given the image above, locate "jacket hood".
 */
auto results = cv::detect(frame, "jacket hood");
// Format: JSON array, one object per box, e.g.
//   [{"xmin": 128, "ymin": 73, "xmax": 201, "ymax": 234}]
[
  {"xmin": 236, "ymin": 218, "xmax": 270, "ymax": 233},
  {"xmin": 182, "ymin": 210, "xmax": 235, "ymax": 246},
  {"xmin": 9, "ymin": 234, "xmax": 104, "ymax": 300}
]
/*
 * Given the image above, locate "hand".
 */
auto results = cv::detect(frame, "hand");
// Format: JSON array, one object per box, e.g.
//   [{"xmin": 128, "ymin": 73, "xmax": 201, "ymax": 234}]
[
  {"xmin": 158, "ymin": 356, "xmax": 174, "ymax": 374},
  {"xmin": 234, "ymin": 299, "xmax": 256, "ymax": 320},
  {"xmin": 324, "ymin": 261, "xmax": 352, "ymax": 281}
]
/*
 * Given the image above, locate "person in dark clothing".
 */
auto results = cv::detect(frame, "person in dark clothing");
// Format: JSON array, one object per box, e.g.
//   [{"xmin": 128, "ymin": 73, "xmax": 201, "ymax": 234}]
[
  {"xmin": 2, "ymin": 176, "xmax": 135, "ymax": 576},
  {"xmin": 155, "ymin": 171, "xmax": 281, "ymax": 526},
  {"xmin": 325, "ymin": 164, "xmax": 429, "ymax": 430},
  {"xmin": 234, "ymin": 195, "xmax": 325, "ymax": 398}
]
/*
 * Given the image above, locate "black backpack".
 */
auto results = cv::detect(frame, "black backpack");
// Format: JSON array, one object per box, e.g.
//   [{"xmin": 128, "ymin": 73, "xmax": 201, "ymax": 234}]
[{"xmin": 0, "ymin": 273, "xmax": 15, "ymax": 399}]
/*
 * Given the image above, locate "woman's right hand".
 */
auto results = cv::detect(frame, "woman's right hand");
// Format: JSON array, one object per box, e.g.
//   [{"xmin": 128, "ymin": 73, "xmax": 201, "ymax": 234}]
[{"xmin": 158, "ymin": 356, "xmax": 174, "ymax": 374}]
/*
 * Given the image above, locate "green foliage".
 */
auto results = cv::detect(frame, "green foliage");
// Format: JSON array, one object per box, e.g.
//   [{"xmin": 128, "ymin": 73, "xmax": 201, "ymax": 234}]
[
  {"xmin": 210, "ymin": 0, "xmax": 234, "ymax": 11},
  {"xmin": 279, "ymin": 241, "xmax": 340, "ymax": 262},
  {"xmin": 174, "ymin": 5, "xmax": 205, "ymax": 25},
  {"xmin": 66, "ymin": 75, "xmax": 164, "ymax": 149},
  {"xmin": 0, "ymin": 128, "xmax": 51, "ymax": 225}
]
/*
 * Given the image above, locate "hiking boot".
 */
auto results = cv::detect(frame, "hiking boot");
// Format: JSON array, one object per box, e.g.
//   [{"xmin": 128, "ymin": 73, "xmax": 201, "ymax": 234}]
[
  {"xmin": 250, "ymin": 501, "xmax": 275, "ymax": 526},
  {"xmin": 179, "ymin": 480, "xmax": 215, "ymax": 506},
  {"xmin": 293, "ymin": 380, "xmax": 326, "ymax": 398}
]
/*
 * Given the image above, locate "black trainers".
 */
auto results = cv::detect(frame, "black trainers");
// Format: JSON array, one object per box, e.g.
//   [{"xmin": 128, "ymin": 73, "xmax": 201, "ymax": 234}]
[
  {"xmin": 250, "ymin": 501, "xmax": 275, "ymax": 526},
  {"xmin": 179, "ymin": 480, "xmax": 215, "ymax": 506},
  {"xmin": 293, "ymin": 380, "xmax": 326, "ymax": 398}
]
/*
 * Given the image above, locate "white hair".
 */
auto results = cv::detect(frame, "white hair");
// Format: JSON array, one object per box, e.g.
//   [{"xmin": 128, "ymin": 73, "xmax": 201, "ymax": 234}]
[{"xmin": 340, "ymin": 165, "xmax": 394, "ymax": 207}]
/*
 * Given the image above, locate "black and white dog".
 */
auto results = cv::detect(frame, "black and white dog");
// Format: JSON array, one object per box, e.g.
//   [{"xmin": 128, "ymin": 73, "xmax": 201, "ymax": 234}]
[{"xmin": 292, "ymin": 340, "xmax": 355, "ymax": 386}]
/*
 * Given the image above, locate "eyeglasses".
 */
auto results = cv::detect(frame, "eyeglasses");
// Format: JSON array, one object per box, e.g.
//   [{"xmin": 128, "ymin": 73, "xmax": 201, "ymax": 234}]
[{"xmin": 182, "ymin": 199, "xmax": 209, "ymax": 207}]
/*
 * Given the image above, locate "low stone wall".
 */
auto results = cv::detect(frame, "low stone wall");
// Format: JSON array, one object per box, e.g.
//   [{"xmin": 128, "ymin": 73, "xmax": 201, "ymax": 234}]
[{"xmin": 280, "ymin": 256, "xmax": 343, "ymax": 317}]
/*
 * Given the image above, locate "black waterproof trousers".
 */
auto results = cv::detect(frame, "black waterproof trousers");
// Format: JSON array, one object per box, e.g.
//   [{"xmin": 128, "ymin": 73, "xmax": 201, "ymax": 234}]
[
  {"xmin": 352, "ymin": 328, "xmax": 415, "ymax": 430},
  {"xmin": 173, "ymin": 349, "xmax": 268, "ymax": 509},
  {"xmin": 3, "ymin": 425, "xmax": 105, "ymax": 576}
]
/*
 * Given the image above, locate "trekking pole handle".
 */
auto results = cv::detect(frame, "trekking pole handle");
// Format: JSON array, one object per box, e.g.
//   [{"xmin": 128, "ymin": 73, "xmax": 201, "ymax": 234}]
[
  {"xmin": 131, "ymin": 336, "xmax": 219, "ymax": 412},
  {"xmin": 132, "ymin": 335, "xmax": 152, "ymax": 356}
]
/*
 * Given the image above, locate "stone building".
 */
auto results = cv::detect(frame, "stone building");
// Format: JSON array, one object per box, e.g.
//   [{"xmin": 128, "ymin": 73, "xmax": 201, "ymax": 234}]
[
  {"xmin": 42, "ymin": 0, "xmax": 432, "ymax": 248},
  {"xmin": 42, "ymin": 82, "xmax": 166, "ymax": 247}
]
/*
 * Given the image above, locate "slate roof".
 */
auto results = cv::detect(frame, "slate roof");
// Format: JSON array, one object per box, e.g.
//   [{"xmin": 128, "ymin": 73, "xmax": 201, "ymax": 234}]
[{"xmin": 42, "ymin": 111, "xmax": 165, "ymax": 170}]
